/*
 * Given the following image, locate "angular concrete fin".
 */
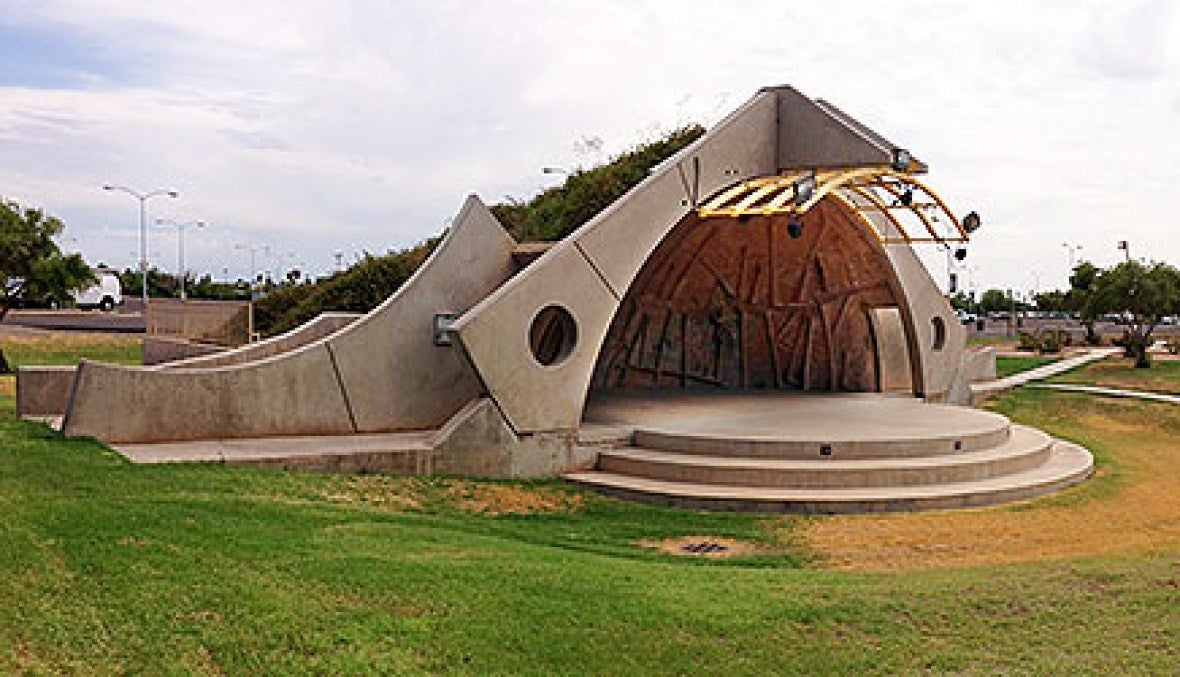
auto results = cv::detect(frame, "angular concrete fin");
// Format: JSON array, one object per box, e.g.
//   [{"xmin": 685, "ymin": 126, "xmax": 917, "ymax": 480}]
[
  {"xmin": 452, "ymin": 193, "xmax": 516, "ymax": 246},
  {"xmin": 772, "ymin": 86, "xmax": 906, "ymax": 170}
]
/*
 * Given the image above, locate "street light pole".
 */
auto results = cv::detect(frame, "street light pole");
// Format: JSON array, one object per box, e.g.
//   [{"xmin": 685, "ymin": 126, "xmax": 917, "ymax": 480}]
[
  {"xmin": 156, "ymin": 219, "xmax": 206, "ymax": 299},
  {"xmin": 103, "ymin": 185, "xmax": 178, "ymax": 311},
  {"xmin": 1062, "ymin": 242, "xmax": 1083, "ymax": 279},
  {"xmin": 1117, "ymin": 240, "xmax": 1131, "ymax": 263}
]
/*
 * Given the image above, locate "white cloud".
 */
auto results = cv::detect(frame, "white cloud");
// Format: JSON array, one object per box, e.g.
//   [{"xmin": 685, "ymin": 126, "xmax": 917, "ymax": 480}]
[{"xmin": 0, "ymin": 0, "xmax": 1177, "ymax": 290}]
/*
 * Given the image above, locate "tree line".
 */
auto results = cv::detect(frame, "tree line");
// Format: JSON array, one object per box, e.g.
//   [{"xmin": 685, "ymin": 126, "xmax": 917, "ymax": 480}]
[{"xmin": 953, "ymin": 260, "xmax": 1179, "ymax": 368}]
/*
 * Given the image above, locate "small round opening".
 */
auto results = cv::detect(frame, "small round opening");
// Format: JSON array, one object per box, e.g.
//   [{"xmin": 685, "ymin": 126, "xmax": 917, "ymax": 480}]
[
  {"xmin": 529, "ymin": 305, "xmax": 577, "ymax": 366},
  {"xmin": 931, "ymin": 316, "xmax": 947, "ymax": 351}
]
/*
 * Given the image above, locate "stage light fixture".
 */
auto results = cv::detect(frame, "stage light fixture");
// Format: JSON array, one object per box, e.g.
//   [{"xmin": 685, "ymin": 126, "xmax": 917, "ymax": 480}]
[
  {"xmin": 962, "ymin": 211, "xmax": 982, "ymax": 233},
  {"xmin": 891, "ymin": 148, "xmax": 912, "ymax": 172},
  {"xmin": 793, "ymin": 171, "xmax": 817, "ymax": 206},
  {"xmin": 787, "ymin": 216, "xmax": 803, "ymax": 239}
]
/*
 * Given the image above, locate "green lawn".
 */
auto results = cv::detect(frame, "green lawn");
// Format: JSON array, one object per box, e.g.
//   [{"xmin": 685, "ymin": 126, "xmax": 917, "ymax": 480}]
[
  {"xmin": 1048, "ymin": 356, "xmax": 1180, "ymax": 395},
  {"xmin": 994, "ymin": 355, "xmax": 1058, "ymax": 378},
  {"xmin": 966, "ymin": 335, "xmax": 1014, "ymax": 347},
  {"xmin": 0, "ymin": 336, "xmax": 1176, "ymax": 673},
  {"xmin": 0, "ymin": 333, "xmax": 141, "ymax": 367}
]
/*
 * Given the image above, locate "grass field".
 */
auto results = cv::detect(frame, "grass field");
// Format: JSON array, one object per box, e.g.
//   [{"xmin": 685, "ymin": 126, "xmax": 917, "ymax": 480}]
[
  {"xmin": 0, "ymin": 332, "xmax": 141, "ymax": 368},
  {"xmin": 0, "ymin": 337, "xmax": 1176, "ymax": 673},
  {"xmin": 1048, "ymin": 357, "xmax": 1180, "ymax": 395},
  {"xmin": 994, "ymin": 354, "xmax": 1059, "ymax": 378}
]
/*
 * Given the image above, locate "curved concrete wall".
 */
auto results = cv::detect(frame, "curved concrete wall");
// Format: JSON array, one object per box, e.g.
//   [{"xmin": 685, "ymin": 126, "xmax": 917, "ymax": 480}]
[
  {"xmin": 453, "ymin": 91, "xmax": 780, "ymax": 433},
  {"xmin": 63, "ymin": 195, "xmax": 516, "ymax": 443},
  {"xmin": 454, "ymin": 86, "xmax": 965, "ymax": 433},
  {"xmin": 852, "ymin": 205, "xmax": 965, "ymax": 399}
]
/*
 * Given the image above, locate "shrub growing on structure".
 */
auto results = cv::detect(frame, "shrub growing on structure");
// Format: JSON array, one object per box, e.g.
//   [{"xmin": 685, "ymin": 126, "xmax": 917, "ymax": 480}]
[{"xmin": 252, "ymin": 126, "xmax": 705, "ymax": 336}]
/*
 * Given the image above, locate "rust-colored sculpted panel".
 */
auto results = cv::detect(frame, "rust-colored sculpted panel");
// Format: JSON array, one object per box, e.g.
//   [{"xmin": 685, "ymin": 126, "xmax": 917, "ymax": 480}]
[{"xmin": 592, "ymin": 196, "xmax": 902, "ymax": 392}]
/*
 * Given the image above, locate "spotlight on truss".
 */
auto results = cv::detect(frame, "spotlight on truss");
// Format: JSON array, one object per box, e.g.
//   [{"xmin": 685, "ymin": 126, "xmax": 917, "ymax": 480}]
[{"xmin": 962, "ymin": 211, "xmax": 982, "ymax": 234}]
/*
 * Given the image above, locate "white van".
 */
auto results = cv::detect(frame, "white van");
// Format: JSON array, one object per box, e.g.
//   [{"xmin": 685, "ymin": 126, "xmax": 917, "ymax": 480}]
[{"xmin": 73, "ymin": 269, "xmax": 122, "ymax": 311}]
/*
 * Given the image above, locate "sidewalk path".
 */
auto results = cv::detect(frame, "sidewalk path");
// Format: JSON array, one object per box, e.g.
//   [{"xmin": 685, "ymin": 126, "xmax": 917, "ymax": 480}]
[
  {"xmin": 970, "ymin": 348, "xmax": 1121, "ymax": 403},
  {"xmin": 1025, "ymin": 383, "xmax": 1180, "ymax": 405}
]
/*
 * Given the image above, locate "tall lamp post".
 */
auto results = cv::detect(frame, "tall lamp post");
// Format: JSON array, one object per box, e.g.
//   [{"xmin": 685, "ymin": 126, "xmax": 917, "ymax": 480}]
[
  {"xmin": 102, "ymin": 185, "xmax": 179, "ymax": 311},
  {"xmin": 234, "ymin": 243, "xmax": 270, "ymax": 298},
  {"xmin": 155, "ymin": 218, "xmax": 206, "ymax": 299},
  {"xmin": 1062, "ymin": 242, "xmax": 1083, "ymax": 275}
]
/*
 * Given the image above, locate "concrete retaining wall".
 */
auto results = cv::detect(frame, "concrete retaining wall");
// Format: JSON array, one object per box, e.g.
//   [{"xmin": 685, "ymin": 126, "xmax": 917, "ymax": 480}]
[
  {"xmin": 147, "ymin": 298, "xmax": 252, "ymax": 347},
  {"xmin": 15, "ymin": 366, "xmax": 77, "ymax": 417}
]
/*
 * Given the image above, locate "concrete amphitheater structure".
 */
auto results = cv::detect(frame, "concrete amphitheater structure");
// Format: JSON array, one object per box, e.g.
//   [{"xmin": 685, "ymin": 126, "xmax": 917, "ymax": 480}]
[{"xmin": 54, "ymin": 85, "xmax": 1092, "ymax": 512}]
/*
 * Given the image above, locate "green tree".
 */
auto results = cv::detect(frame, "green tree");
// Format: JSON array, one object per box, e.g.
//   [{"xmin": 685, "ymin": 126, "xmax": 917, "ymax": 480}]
[
  {"xmin": 1067, "ymin": 261, "xmax": 1101, "ymax": 345},
  {"xmin": 1084, "ymin": 260, "xmax": 1180, "ymax": 368},
  {"xmin": 979, "ymin": 288, "xmax": 1009, "ymax": 314},
  {"xmin": 0, "ymin": 199, "xmax": 94, "ymax": 321},
  {"xmin": 1033, "ymin": 290, "xmax": 1067, "ymax": 313}
]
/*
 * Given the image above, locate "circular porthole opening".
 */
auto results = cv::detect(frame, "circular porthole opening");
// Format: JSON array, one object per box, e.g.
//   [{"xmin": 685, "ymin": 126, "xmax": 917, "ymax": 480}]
[
  {"xmin": 931, "ymin": 316, "xmax": 947, "ymax": 351},
  {"xmin": 530, "ymin": 305, "xmax": 577, "ymax": 366}
]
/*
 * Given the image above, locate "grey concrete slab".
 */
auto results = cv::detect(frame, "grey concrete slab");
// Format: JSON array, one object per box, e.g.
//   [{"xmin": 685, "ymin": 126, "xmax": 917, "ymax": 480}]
[
  {"xmin": 112, "ymin": 431, "xmax": 434, "ymax": 464},
  {"xmin": 1026, "ymin": 383, "xmax": 1180, "ymax": 405},
  {"xmin": 969, "ymin": 348, "xmax": 1120, "ymax": 403}
]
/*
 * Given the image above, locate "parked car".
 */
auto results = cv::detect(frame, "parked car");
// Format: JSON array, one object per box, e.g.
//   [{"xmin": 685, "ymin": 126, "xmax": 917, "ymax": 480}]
[
  {"xmin": 956, "ymin": 310, "xmax": 977, "ymax": 324},
  {"xmin": 72, "ymin": 269, "xmax": 122, "ymax": 311}
]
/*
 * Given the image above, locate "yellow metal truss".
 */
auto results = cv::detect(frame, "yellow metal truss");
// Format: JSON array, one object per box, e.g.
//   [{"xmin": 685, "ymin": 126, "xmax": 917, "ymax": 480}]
[{"xmin": 696, "ymin": 166, "xmax": 970, "ymax": 245}]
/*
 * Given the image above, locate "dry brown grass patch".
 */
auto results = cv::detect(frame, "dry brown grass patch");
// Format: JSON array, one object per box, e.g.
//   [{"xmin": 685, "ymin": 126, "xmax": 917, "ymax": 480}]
[
  {"xmin": 637, "ymin": 535, "xmax": 767, "ymax": 558},
  {"xmin": 314, "ymin": 476, "xmax": 425, "ymax": 512},
  {"xmin": 312, "ymin": 476, "xmax": 584, "ymax": 516},
  {"xmin": 443, "ymin": 482, "xmax": 585, "ymax": 515},
  {"xmin": 800, "ymin": 399, "xmax": 1180, "ymax": 572}
]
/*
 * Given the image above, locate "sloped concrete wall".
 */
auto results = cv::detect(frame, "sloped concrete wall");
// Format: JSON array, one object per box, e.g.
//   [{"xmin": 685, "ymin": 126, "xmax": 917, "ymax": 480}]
[
  {"xmin": 162, "ymin": 312, "xmax": 360, "ymax": 369},
  {"xmin": 62, "ymin": 196, "xmax": 516, "ymax": 443},
  {"xmin": 64, "ymin": 346, "xmax": 355, "ymax": 443},
  {"xmin": 328, "ymin": 199, "xmax": 516, "ymax": 431},
  {"xmin": 14, "ymin": 313, "xmax": 364, "ymax": 421}
]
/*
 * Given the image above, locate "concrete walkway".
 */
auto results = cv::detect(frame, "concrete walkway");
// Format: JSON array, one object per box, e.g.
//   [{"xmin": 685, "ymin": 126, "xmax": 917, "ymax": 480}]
[
  {"xmin": 970, "ymin": 348, "xmax": 1120, "ymax": 403},
  {"xmin": 1025, "ymin": 383, "xmax": 1180, "ymax": 405}
]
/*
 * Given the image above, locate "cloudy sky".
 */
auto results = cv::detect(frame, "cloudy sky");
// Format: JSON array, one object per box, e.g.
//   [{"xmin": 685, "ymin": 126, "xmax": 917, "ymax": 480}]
[{"xmin": 1, "ymin": 1, "xmax": 1177, "ymax": 294}]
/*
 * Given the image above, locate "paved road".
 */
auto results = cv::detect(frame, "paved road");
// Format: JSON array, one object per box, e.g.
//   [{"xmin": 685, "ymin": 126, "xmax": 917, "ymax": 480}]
[{"xmin": 2, "ymin": 309, "xmax": 145, "ymax": 333}]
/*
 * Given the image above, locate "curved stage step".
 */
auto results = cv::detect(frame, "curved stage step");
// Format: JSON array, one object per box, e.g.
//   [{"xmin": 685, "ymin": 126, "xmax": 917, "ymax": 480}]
[
  {"xmin": 566, "ymin": 441, "xmax": 1093, "ymax": 514},
  {"xmin": 599, "ymin": 425, "xmax": 1052, "ymax": 489},
  {"xmin": 573, "ymin": 394, "xmax": 1094, "ymax": 513}
]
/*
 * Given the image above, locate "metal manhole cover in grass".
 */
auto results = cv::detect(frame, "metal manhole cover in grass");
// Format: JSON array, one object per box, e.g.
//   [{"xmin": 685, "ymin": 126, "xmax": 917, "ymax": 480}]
[{"xmin": 680, "ymin": 541, "xmax": 729, "ymax": 555}]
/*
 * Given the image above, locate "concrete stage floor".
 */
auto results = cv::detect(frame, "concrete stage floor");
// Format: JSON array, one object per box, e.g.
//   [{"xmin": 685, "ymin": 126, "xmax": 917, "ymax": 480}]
[{"xmin": 582, "ymin": 391, "xmax": 1009, "ymax": 445}]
